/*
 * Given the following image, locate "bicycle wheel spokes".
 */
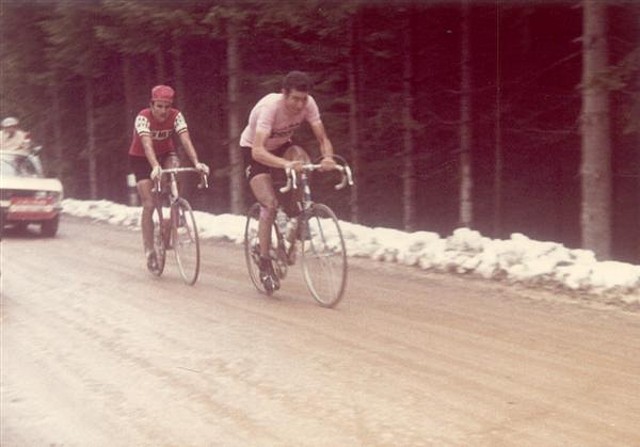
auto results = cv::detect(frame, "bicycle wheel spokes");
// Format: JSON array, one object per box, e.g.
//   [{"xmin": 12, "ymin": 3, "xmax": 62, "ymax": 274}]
[
  {"xmin": 151, "ymin": 205, "xmax": 167, "ymax": 276},
  {"xmin": 172, "ymin": 198, "xmax": 200, "ymax": 285},
  {"xmin": 301, "ymin": 203, "xmax": 347, "ymax": 308}
]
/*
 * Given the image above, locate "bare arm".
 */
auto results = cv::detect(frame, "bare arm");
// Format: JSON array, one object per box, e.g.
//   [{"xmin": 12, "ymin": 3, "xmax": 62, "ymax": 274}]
[
  {"xmin": 310, "ymin": 121, "xmax": 334, "ymax": 158},
  {"xmin": 178, "ymin": 131, "xmax": 200, "ymax": 166},
  {"xmin": 141, "ymin": 135, "xmax": 161, "ymax": 169},
  {"xmin": 310, "ymin": 121, "xmax": 336, "ymax": 170}
]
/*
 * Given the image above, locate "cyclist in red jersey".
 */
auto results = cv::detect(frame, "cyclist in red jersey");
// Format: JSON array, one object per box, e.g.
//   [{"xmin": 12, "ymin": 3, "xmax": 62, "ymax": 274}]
[
  {"xmin": 128, "ymin": 85, "xmax": 209, "ymax": 271},
  {"xmin": 239, "ymin": 71, "xmax": 336, "ymax": 289}
]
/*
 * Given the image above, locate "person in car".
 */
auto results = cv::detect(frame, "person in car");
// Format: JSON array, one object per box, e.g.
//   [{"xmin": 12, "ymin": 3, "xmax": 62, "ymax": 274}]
[{"xmin": 0, "ymin": 117, "xmax": 31, "ymax": 152}]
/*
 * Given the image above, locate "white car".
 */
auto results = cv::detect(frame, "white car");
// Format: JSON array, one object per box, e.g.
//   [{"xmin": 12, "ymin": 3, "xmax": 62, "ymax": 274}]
[{"xmin": 0, "ymin": 148, "xmax": 63, "ymax": 237}]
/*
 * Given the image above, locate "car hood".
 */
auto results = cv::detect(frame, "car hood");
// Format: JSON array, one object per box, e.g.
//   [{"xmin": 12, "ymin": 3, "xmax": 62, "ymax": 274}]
[{"xmin": 1, "ymin": 176, "xmax": 63, "ymax": 193}]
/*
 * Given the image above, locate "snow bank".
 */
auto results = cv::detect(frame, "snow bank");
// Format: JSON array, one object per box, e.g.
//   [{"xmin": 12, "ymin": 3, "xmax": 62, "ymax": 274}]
[{"xmin": 61, "ymin": 199, "xmax": 640, "ymax": 300}]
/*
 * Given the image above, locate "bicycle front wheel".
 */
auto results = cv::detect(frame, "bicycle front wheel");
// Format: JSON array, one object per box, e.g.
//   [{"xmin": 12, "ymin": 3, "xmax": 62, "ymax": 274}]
[
  {"xmin": 172, "ymin": 198, "xmax": 200, "ymax": 285},
  {"xmin": 300, "ymin": 203, "xmax": 347, "ymax": 308}
]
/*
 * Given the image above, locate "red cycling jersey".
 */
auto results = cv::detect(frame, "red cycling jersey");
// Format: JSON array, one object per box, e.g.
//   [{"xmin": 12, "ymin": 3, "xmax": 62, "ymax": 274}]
[{"xmin": 128, "ymin": 108, "xmax": 188, "ymax": 157}]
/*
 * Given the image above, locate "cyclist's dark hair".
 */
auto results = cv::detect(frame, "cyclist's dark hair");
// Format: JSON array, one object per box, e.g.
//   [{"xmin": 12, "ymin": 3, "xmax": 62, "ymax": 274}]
[{"xmin": 282, "ymin": 71, "xmax": 312, "ymax": 93}]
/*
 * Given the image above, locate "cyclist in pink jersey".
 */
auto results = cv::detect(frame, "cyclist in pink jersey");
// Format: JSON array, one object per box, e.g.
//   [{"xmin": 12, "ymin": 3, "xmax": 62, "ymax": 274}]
[
  {"xmin": 128, "ymin": 85, "xmax": 209, "ymax": 271},
  {"xmin": 240, "ymin": 71, "xmax": 337, "ymax": 289}
]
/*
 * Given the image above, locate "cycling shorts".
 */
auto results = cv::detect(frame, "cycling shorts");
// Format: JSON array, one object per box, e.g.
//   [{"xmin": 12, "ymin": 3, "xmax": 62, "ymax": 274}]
[
  {"xmin": 129, "ymin": 152, "xmax": 178, "ymax": 182},
  {"xmin": 242, "ymin": 142, "xmax": 292, "ymax": 181}
]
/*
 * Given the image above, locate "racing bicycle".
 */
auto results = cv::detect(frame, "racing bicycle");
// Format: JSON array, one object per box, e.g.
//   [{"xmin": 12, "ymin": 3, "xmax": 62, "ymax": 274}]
[
  {"xmin": 244, "ymin": 158, "xmax": 354, "ymax": 308},
  {"xmin": 149, "ymin": 167, "xmax": 208, "ymax": 285}
]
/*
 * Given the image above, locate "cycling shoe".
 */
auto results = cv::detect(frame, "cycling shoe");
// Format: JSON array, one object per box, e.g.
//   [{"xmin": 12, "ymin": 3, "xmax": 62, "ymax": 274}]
[
  {"xmin": 259, "ymin": 257, "xmax": 280, "ymax": 294},
  {"xmin": 146, "ymin": 251, "xmax": 159, "ymax": 272}
]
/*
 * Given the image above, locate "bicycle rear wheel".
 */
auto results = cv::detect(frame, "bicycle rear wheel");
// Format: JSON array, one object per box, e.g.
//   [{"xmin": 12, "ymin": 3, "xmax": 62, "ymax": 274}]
[
  {"xmin": 244, "ymin": 203, "xmax": 268, "ymax": 294},
  {"xmin": 172, "ymin": 197, "xmax": 200, "ymax": 285},
  {"xmin": 300, "ymin": 203, "xmax": 347, "ymax": 308},
  {"xmin": 150, "ymin": 204, "xmax": 167, "ymax": 276},
  {"xmin": 245, "ymin": 203, "xmax": 268, "ymax": 294}
]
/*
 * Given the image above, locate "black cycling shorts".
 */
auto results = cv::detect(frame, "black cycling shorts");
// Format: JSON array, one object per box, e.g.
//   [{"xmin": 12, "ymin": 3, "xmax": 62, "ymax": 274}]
[
  {"xmin": 129, "ymin": 152, "xmax": 178, "ymax": 182},
  {"xmin": 242, "ymin": 142, "xmax": 292, "ymax": 182}
]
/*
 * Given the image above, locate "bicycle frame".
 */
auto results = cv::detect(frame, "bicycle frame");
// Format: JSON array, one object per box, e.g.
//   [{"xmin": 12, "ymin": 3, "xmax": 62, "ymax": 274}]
[
  {"xmin": 244, "ymin": 160, "xmax": 353, "ymax": 306},
  {"xmin": 278, "ymin": 164, "xmax": 352, "ymax": 255}
]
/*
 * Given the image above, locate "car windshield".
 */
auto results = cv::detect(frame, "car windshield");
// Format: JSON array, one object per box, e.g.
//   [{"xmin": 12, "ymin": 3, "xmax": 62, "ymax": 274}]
[{"xmin": 0, "ymin": 153, "xmax": 40, "ymax": 177}]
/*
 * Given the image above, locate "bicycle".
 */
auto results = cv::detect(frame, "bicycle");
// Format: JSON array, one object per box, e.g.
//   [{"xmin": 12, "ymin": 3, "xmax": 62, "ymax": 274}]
[
  {"xmin": 244, "ymin": 158, "xmax": 354, "ymax": 308},
  {"xmin": 149, "ymin": 167, "xmax": 208, "ymax": 285}
]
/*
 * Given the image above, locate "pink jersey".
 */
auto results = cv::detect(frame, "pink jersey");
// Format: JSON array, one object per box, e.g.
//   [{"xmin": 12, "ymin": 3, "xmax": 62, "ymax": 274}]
[
  {"xmin": 128, "ymin": 108, "xmax": 188, "ymax": 157},
  {"xmin": 239, "ymin": 93, "xmax": 321, "ymax": 151}
]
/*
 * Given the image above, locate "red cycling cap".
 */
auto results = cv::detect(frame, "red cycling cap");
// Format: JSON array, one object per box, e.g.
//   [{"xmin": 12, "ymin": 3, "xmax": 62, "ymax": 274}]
[{"xmin": 151, "ymin": 85, "xmax": 175, "ymax": 103}]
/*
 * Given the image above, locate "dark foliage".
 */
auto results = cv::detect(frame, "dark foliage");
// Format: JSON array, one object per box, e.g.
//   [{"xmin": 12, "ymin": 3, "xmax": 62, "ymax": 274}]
[{"xmin": 1, "ymin": 0, "xmax": 638, "ymax": 262}]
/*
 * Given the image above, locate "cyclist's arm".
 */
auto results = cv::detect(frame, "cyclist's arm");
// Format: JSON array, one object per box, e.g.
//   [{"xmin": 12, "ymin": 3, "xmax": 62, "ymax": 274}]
[
  {"xmin": 173, "ymin": 112, "xmax": 201, "ymax": 167},
  {"xmin": 178, "ymin": 130, "xmax": 201, "ymax": 166},
  {"xmin": 251, "ymin": 129, "xmax": 290, "ymax": 169},
  {"xmin": 141, "ymin": 135, "xmax": 161, "ymax": 169},
  {"xmin": 136, "ymin": 114, "xmax": 161, "ymax": 170},
  {"xmin": 310, "ymin": 121, "xmax": 336, "ymax": 168}
]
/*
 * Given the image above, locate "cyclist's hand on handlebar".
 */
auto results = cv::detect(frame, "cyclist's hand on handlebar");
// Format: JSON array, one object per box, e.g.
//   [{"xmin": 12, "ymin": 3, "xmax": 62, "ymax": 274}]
[
  {"xmin": 320, "ymin": 156, "xmax": 337, "ymax": 171},
  {"xmin": 150, "ymin": 165, "xmax": 162, "ymax": 181},
  {"xmin": 285, "ymin": 160, "xmax": 304, "ymax": 172},
  {"xmin": 195, "ymin": 162, "xmax": 210, "ymax": 176}
]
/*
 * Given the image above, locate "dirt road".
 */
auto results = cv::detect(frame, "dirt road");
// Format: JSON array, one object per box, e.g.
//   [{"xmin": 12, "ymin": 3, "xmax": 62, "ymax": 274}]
[{"xmin": 1, "ymin": 216, "xmax": 639, "ymax": 446}]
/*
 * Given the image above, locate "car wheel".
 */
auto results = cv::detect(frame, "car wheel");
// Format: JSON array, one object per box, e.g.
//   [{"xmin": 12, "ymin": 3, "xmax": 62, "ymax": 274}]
[{"xmin": 41, "ymin": 215, "xmax": 59, "ymax": 237}]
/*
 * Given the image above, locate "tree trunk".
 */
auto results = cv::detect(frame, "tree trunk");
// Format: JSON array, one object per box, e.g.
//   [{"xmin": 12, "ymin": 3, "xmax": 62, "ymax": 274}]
[
  {"xmin": 227, "ymin": 18, "xmax": 244, "ymax": 214},
  {"xmin": 171, "ymin": 35, "xmax": 187, "ymax": 113},
  {"xmin": 580, "ymin": 0, "xmax": 611, "ymax": 259},
  {"xmin": 637, "ymin": 128, "xmax": 640, "ymax": 263},
  {"xmin": 493, "ymin": 4, "xmax": 503, "ymax": 238},
  {"xmin": 154, "ymin": 47, "xmax": 166, "ymax": 84},
  {"xmin": 84, "ymin": 76, "xmax": 98, "ymax": 199},
  {"xmin": 50, "ymin": 83, "xmax": 63, "ymax": 178},
  {"xmin": 347, "ymin": 12, "xmax": 362, "ymax": 224},
  {"xmin": 459, "ymin": 0, "xmax": 473, "ymax": 228},
  {"xmin": 122, "ymin": 54, "xmax": 135, "ymax": 130},
  {"xmin": 401, "ymin": 12, "xmax": 416, "ymax": 232}
]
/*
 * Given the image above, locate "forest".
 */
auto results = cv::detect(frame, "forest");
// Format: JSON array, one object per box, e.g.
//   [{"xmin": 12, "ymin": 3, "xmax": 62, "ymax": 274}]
[{"xmin": 1, "ymin": 0, "xmax": 638, "ymax": 263}]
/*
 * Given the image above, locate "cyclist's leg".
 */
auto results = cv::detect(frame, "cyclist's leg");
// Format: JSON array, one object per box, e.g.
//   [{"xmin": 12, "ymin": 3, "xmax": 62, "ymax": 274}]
[
  {"xmin": 282, "ymin": 145, "xmax": 310, "ymax": 217},
  {"xmin": 283, "ymin": 144, "xmax": 311, "ymax": 162},
  {"xmin": 245, "ymin": 146, "xmax": 289, "ymax": 291},
  {"xmin": 137, "ymin": 179, "xmax": 155, "ymax": 255},
  {"xmin": 249, "ymin": 173, "xmax": 278, "ymax": 259},
  {"xmin": 161, "ymin": 151, "xmax": 181, "ymax": 195},
  {"xmin": 155, "ymin": 151, "xmax": 180, "ymax": 235},
  {"xmin": 249, "ymin": 173, "xmax": 281, "ymax": 291},
  {"xmin": 163, "ymin": 152, "xmax": 180, "ymax": 169},
  {"xmin": 130, "ymin": 156, "xmax": 156, "ymax": 257}
]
